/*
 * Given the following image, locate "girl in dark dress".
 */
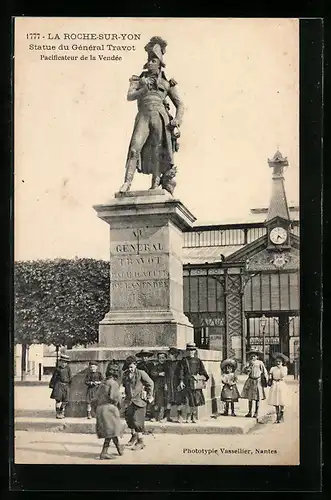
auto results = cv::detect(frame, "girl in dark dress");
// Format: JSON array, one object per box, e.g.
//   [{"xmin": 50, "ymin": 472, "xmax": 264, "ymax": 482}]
[
  {"xmin": 178, "ymin": 343, "xmax": 209, "ymax": 423},
  {"xmin": 49, "ymin": 354, "xmax": 72, "ymax": 419},
  {"xmin": 220, "ymin": 359, "xmax": 240, "ymax": 417},
  {"xmin": 85, "ymin": 361, "xmax": 103, "ymax": 419},
  {"xmin": 150, "ymin": 352, "xmax": 168, "ymax": 422},
  {"xmin": 164, "ymin": 347, "xmax": 182, "ymax": 423},
  {"xmin": 93, "ymin": 364, "xmax": 124, "ymax": 459}
]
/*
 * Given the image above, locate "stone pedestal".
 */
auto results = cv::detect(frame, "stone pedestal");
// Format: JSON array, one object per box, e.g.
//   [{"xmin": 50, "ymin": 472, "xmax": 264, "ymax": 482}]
[{"xmin": 94, "ymin": 189, "xmax": 196, "ymax": 349}]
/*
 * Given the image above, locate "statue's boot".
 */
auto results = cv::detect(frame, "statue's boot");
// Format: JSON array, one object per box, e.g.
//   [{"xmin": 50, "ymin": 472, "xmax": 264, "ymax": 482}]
[
  {"xmin": 119, "ymin": 157, "xmax": 137, "ymax": 193},
  {"xmin": 150, "ymin": 174, "xmax": 161, "ymax": 189}
]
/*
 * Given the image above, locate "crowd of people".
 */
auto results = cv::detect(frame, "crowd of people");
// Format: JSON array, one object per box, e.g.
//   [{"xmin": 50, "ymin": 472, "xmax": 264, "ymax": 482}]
[{"xmin": 49, "ymin": 344, "xmax": 291, "ymax": 459}]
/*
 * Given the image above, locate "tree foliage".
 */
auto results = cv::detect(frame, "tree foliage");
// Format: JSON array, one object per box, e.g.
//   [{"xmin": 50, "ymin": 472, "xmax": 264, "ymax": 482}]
[{"xmin": 14, "ymin": 258, "xmax": 110, "ymax": 347}]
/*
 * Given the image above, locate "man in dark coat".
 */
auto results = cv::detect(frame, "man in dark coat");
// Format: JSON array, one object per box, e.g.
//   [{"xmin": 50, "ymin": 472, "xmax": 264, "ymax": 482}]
[
  {"xmin": 122, "ymin": 356, "xmax": 154, "ymax": 450},
  {"xmin": 49, "ymin": 354, "xmax": 72, "ymax": 419}
]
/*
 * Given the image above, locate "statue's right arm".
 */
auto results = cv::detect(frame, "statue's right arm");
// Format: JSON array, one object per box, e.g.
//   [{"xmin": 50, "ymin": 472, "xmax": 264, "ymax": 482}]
[{"xmin": 127, "ymin": 75, "xmax": 147, "ymax": 101}]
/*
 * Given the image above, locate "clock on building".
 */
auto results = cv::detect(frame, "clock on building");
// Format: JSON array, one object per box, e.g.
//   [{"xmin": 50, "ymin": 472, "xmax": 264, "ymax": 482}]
[{"xmin": 269, "ymin": 227, "xmax": 288, "ymax": 245}]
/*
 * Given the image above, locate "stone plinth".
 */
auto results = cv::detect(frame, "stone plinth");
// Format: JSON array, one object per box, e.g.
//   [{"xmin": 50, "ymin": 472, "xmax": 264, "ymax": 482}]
[
  {"xmin": 93, "ymin": 189, "xmax": 196, "ymax": 349},
  {"xmin": 66, "ymin": 347, "xmax": 222, "ymax": 418}
]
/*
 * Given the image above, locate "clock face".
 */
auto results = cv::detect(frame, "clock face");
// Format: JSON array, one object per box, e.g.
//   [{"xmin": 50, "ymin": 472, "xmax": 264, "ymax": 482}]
[{"xmin": 269, "ymin": 227, "xmax": 288, "ymax": 245}]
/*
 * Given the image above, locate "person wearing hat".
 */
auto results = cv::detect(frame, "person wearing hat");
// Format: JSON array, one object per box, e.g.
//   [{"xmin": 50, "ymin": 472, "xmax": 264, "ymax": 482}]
[
  {"xmin": 136, "ymin": 350, "xmax": 155, "ymax": 377},
  {"xmin": 241, "ymin": 350, "xmax": 269, "ymax": 418},
  {"xmin": 267, "ymin": 352, "xmax": 291, "ymax": 423},
  {"xmin": 150, "ymin": 351, "xmax": 169, "ymax": 422},
  {"xmin": 164, "ymin": 347, "xmax": 183, "ymax": 423},
  {"xmin": 219, "ymin": 359, "xmax": 240, "ymax": 417},
  {"xmin": 49, "ymin": 353, "xmax": 72, "ymax": 419},
  {"xmin": 135, "ymin": 349, "xmax": 155, "ymax": 420},
  {"xmin": 93, "ymin": 363, "xmax": 124, "ymax": 459},
  {"xmin": 84, "ymin": 361, "xmax": 103, "ymax": 419},
  {"xmin": 122, "ymin": 356, "xmax": 154, "ymax": 450},
  {"xmin": 119, "ymin": 36, "xmax": 184, "ymax": 194},
  {"xmin": 177, "ymin": 343, "xmax": 209, "ymax": 423}
]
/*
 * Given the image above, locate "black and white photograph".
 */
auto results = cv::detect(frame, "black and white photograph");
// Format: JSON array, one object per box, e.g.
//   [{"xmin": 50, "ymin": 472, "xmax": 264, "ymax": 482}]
[{"xmin": 13, "ymin": 17, "xmax": 301, "ymax": 466}]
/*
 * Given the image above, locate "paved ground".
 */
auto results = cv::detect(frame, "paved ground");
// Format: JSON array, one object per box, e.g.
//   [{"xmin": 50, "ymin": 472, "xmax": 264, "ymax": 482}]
[{"xmin": 14, "ymin": 383, "xmax": 299, "ymax": 465}]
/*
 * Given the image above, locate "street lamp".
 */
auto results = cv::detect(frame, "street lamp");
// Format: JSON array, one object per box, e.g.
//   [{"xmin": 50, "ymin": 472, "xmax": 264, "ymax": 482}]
[{"xmin": 260, "ymin": 314, "xmax": 267, "ymax": 361}]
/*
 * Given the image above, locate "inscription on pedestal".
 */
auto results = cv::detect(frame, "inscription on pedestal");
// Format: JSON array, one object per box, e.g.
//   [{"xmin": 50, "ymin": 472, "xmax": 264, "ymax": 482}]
[{"xmin": 110, "ymin": 235, "xmax": 170, "ymax": 310}]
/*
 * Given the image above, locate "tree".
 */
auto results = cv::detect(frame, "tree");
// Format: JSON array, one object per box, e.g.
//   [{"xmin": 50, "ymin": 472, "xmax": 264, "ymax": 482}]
[{"xmin": 14, "ymin": 258, "xmax": 110, "ymax": 352}]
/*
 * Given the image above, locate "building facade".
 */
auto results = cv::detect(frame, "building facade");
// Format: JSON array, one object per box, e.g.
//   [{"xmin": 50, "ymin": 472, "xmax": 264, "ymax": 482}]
[{"xmin": 182, "ymin": 151, "xmax": 300, "ymax": 371}]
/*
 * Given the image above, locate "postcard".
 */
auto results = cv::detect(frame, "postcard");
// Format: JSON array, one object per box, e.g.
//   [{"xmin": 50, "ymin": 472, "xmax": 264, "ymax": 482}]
[{"xmin": 14, "ymin": 17, "xmax": 300, "ymax": 467}]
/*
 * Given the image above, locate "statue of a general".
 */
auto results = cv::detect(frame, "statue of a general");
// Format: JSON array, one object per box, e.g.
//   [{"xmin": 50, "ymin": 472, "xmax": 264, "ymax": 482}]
[{"xmin": 119, "ymin": 36, "xmax": 184, "ymax": 194}]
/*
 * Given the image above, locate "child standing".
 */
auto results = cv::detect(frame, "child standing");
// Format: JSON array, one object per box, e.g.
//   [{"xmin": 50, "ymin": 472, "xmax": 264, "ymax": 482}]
[
  {"xmin": 241, "ymin": 350, "xmax": 269, "ymax": 418},
  {"xmin": 151, "ymin": 352, "xmax": 168, "ymax": 422},
  {"xmin": 93, "ymin": 363, "xmax": 124, "ymax": 459},
  {"xmin": 164, "ymin": 347, "xmax": 182, "ymax": 423},
  {"xmin": 220, "ymin": 359, "xmax": 240, "ymax": 417},
  {"xmin": 267, "ymin": 352, "xmax": 290, "ymax": 423},
  {"xmin": 49, "ymin": 353, "xmax": 72, "ymax": 419},
  {"xmin": 85, "ymin": 361, "xmax": 103, "ymax": 419}
]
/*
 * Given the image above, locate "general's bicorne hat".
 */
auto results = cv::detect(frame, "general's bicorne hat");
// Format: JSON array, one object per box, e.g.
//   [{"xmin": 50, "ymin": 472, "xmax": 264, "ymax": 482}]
[{"xmin": 144, "ymin": 36, "xmax": 167, "ymax": 67}]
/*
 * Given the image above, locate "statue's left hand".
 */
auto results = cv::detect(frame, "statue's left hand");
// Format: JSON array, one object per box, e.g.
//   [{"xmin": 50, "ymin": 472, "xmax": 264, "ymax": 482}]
[{"xmin": 170, "ymin": 119, "xmax": 180, "ymax": 128}]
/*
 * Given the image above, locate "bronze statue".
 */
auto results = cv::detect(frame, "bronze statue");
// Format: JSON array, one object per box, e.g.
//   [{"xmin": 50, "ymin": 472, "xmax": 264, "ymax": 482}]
[{"xmin": 119, "ymin": 36, "xmax": 184, "ymax": 194}]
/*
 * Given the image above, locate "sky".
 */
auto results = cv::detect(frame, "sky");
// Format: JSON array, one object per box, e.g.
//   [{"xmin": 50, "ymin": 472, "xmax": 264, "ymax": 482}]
[{"xmin": 14, "ymin": 18, "xmax": 299, "ymax": 261}]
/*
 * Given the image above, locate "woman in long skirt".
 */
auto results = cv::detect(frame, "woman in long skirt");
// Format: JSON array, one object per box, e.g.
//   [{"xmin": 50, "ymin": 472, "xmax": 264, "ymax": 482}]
[
  {"xmin": 93, "ymin": 363, "xmax": 124, "ymax": 459},
  {"xmin": 267, "ymin": 352, "xmax": 290, "ymax": 423},
  {"xmin": 177, "ymin": 343, "xmax": 209, "ymax": 423}
]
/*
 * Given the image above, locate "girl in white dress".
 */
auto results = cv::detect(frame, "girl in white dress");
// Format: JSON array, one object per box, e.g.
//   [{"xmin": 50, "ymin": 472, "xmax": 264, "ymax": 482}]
[{"xmin": 267, "ymin": 352, "xmax": 290, "ymax": 423}]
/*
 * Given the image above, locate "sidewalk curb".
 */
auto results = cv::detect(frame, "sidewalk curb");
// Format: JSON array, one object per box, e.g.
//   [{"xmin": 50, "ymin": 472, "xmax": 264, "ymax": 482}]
[{"xmin": 15, "ymin": 410, "xmax": 271, "ymax": 435}]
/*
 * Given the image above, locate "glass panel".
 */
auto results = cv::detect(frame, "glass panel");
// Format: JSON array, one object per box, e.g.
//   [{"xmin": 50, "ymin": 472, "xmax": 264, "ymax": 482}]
[
  {"xmin": 289, "ymin": 273, "xmax": 299, "ymax": 310},
  {"xmin": 251, "ymin": 274, "xmax": 261, "ymax": 311},
  {"xmin": 190, "ymin": 277, "xmax": 199, "ymax": 312},
  {"xmin": 270, "ymin": 274, "xmax": 280, "ymax": 310},
  {"xmin": 280, "ymin": 273, "xmax": 290, "ymax": 310},
  {"xmin": 183, "ymin": 276, "xmax": 189, "ymax": 313},
  {"xmin": 207, "ymin": 277, "xmax": 217, "ymax": 312},
  {"xmin": 289, "ymin": 316, "xmax": 300, "ymax": 337},
  {"xmin": 261, "ymin": 274, "xmax": 271, "ymax": 311},
  {"xmin": 216, "ymin": 279, "xmax": 225, "ymax": 312},
  {"xmin": 198, "ymin": 276, "xmax": 208, "ymax": 312}
]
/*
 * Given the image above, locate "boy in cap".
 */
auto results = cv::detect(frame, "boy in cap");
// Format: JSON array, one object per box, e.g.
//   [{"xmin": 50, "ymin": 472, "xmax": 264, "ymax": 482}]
[
  {"xmin": 122, "ymin": 356, "xmax": 154, "ymax": 450},
  {"xmin": 85, "ymin": 361, "xmax": 103, "ymax": 419},
  {"xmin": 49, "ymin": 354, "xmax": 72, "ymax": 419}
]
